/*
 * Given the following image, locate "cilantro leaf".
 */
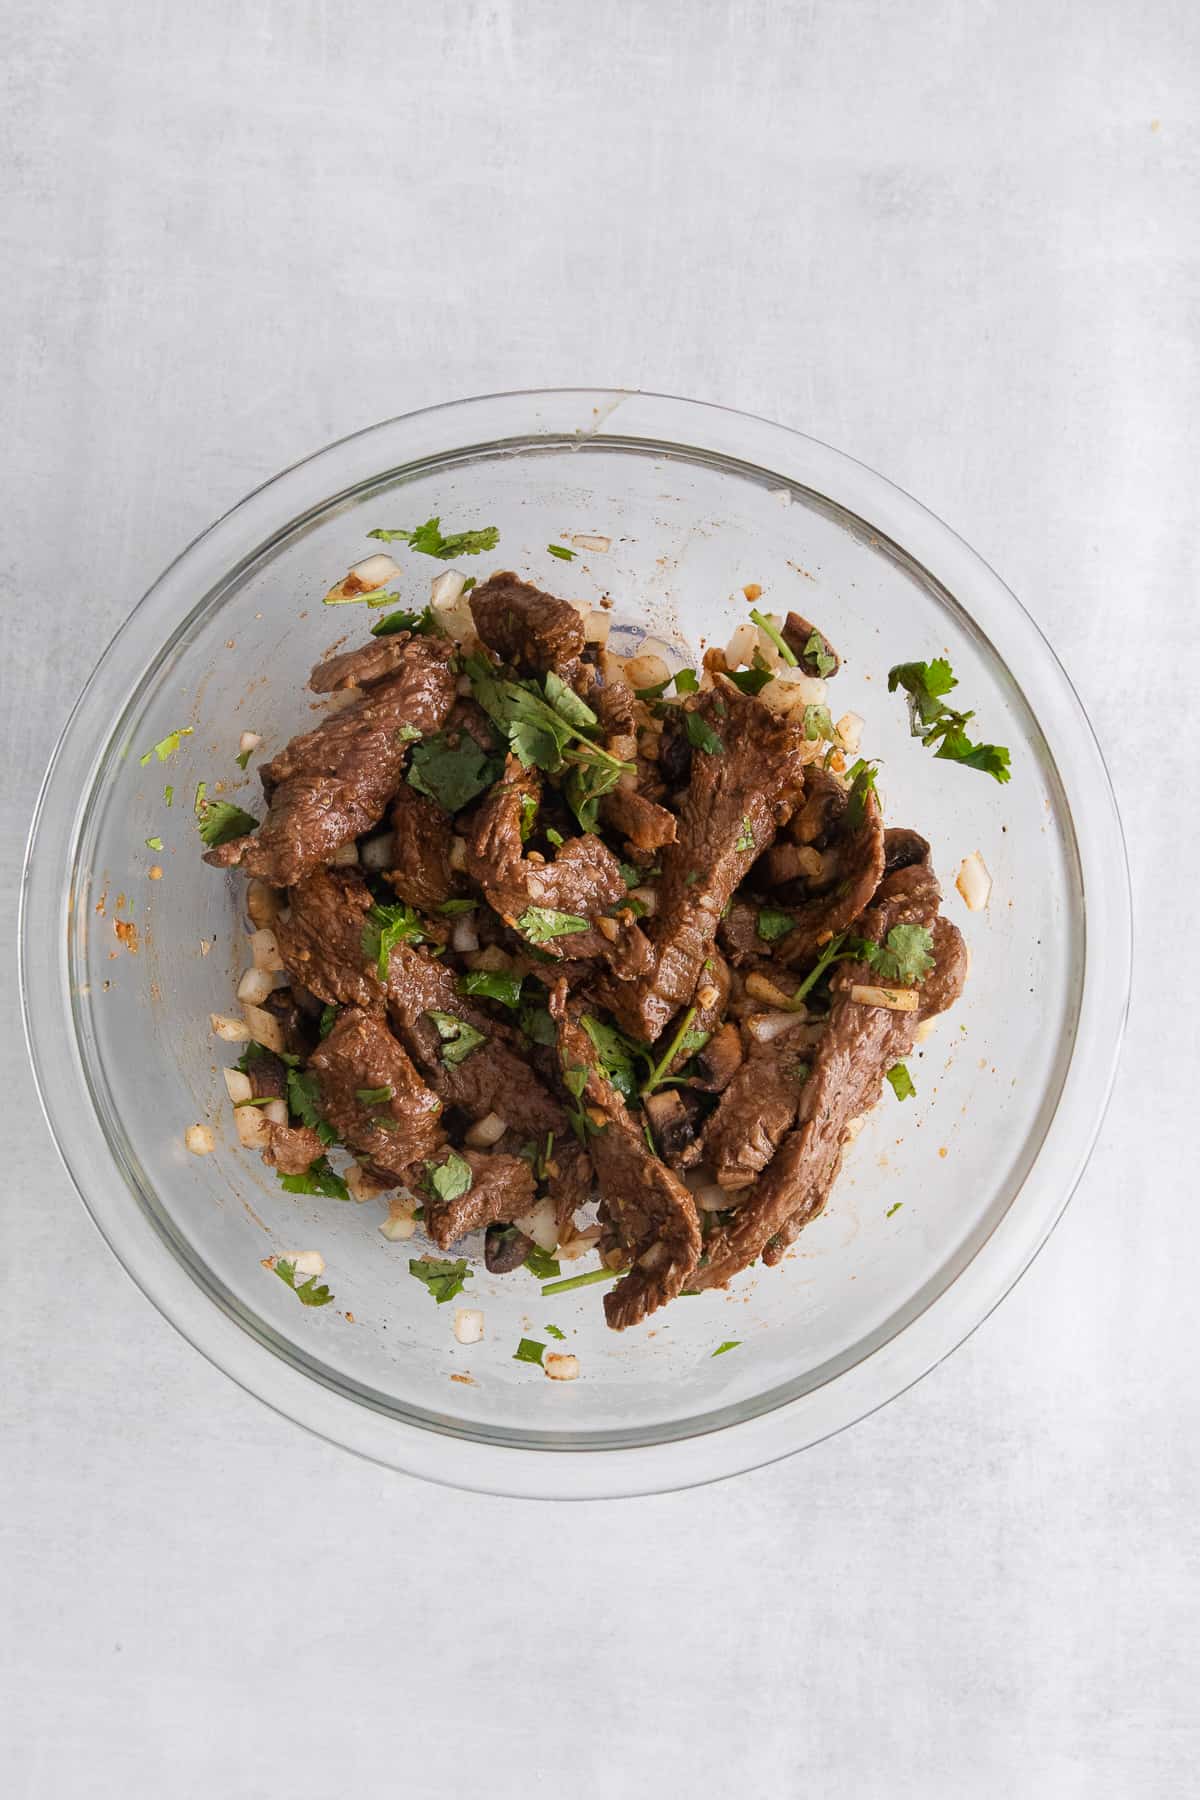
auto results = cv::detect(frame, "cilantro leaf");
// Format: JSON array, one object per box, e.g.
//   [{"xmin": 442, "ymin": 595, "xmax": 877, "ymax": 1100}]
[
  {"xmin": 547, "ymin": 544, "xmax": 576, "ymax": 561},
  {"xmin": 673, "ymin": 667, "xmax": 700, "ymax": 695},
  {"xmin": 888, "ymin": 660, "xmax": 1011, "ymax": 784},
  {"xmin": 318, "ymin": 1004, "xmax": 338, "ymax": 1040},
  {"xmin": 685, "ymin": 710, "xmax": 725, "ymax": 756},
  {"xmin": 272, "ymin": 1258, "xmax": 334, "ymax": 1307},
  {"xmin": 361, "ymin": 901, "xmax": 425, "ymax": 979},
  {"xmin": 164, "ymin": 785, "xmax": 174, "ymax": 806},
  {"xmin": 545, "ymin": 827, "xmax": 564, "ymax": 848},
  {"xmin": 513, "ymin": 1337, "xmax": 546, "ymax": 1364},
  {"xmin": 457, "ymin": 969, "xmax": 524, "ymax": 1010},
  {"xmin": 425, "ymin": 1010, "xmax": 487, "ymax": 1065},
  {"xmin": 139, "ymin": 726, "xmax": 193, "ymax": 766},
  {"xmin": 519, "ymin": 1002, "xmax": 557, "ymax": 1046},
  {"xmin": 749, "ymin": 609, "xmax": 798, "ymax": 667},
  {"xmin": 544, "ymin": 670, "xmax": 599, "ymax": 732},
  {"xmin": 278, "ymin": 1157, "xmax": 349, "ymax": 1201},
  {"xmin": 540, "ymin": 1266, "xmax": 620, "ymax": 1296},
  {"xmin": 523, "ymin": 1245, "xmax": 561, "ymax": 1281},
  {"xmin": 580, "ymin": 1013, "xmax": 643, "ymax": 1101},
  {"xmin": 368, "ymin": 518, "xmax": 499, "ymax": 559},
  {"xmin": 407, "ymin": 731, "xmax": 502, "ymax": 814},
  {"xmin": 545, "ymin": 1323, "xmax": 566, "ymax": 1340},
  {"xmin": 735, "ymin": 815, "xmax": 755, "ymax": 852},
  {"xmin": 885, "ymin": 1062, "xmax": 916, "ymax": 1101},
  {"xmin": 712, "ymin": 1340, "xmax": 741, "ymax": 1356},
  {"xmin": 437, "ymin": 898, "xmax": 478, "ymax": 915},
  {"xmin": 886, "ymin": 1201, "xmax": 903, "ymax": 1217},
  {"xmin": 725, "ymin": 665, "xmax": 773, "ymax": 696},
  {"xmin": 516, "ymin": 906, "xmax": 589, "ymax": 944},
  {"xmin": 756, "ymin": 907, "xmax": 796, "ymax": 943},
  {"xmin": 861, "ymin": 924, "xmax": 935, "ymax": 986},
  {"xmin": 286, "ymin": 1068, "xmax": 337, "ymax": 1145},
  {"xmin": 408, "ymin": 1255, "xmax": 473, "ymax": 1303},
  {"xmin": 804, "ymin": 630, "xmax": 836, "ymax": 678},
  {"xmin": 196, "ymin": 799, "xmax": 259, "ymax": 848},
  {"xmin": 565, "ymin": 756, "xmax": 623, "ymax": 833},
  {"xmin": 845, "ymin": 758, "xmax": 880, "ymax": 830},
  {"xmin": 803, "ymin": 703, "xmax": 835, "ymax": 743},
  {"xmin": 424, "ymin": 1150, "xmax": 473, "ymax": 1205},
  {"xmin": 145, "ymin": 836, "xmax": 163, "ymax": 851},
  {"xmin": 370, "ymin": 606, "xmax": 432, "ymax": 638}
]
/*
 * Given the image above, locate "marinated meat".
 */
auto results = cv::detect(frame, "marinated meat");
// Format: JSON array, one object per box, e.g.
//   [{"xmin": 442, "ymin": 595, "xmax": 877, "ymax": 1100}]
[
  {"xmin": 308, "ymin": 1007, "xmax": 444, "ymax": 1181},
  {"xmin": 275, "ymin": 866, "xmax": 381, "ymax": 1010},
  {"xmin": 470, "ymin": 572, "xmax": 585, "ymax": 674},
  {"xmin": 385, "ymin": 782, "xmax": 457, "ymax": 913},
  {"xmin": 550, "ymin": 983, "xmax": 700, "ymax": 1329},
  {"xmin": 774, "ymin": 775, "xmax": 886, "ymax": 967},
  {"xmin": 781, "ymin": 612, "xmax": 840, "ymax": 679},
  {"xmin": 424, "ymin": 1149, "xmax": 537, "ymax": 1250},
  {"xmin": 601, "ymin": 785, "xmax": 678, "ymax": 852},
  {"xmin": 699, "ymin": 1018, "xmax": 824, "ymax": 1190},
  {"xmin": 309, "ymin": 632, "xmax": 424, "ymax": 694},
  {"xmin": 204, "ymin": 634, "xmax": 456, "ymax": 885},
  {"xmin": 716, "ymin": 900, "xmax": 763, "ymax": 964},
  {"xmin": 263, "ymin": 1125, "xmax": 326, "ymax": 1176}
]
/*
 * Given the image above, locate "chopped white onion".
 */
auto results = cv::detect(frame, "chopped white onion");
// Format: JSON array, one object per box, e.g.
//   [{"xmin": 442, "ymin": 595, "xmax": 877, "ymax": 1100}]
[
  {"xmin": 744, "ymin": 971, "xmax": 796, "ymax": 1008},
  {"xmin": 263, "ymin": 1099, "xmax": 288, "ymax": 1127},
  {"xmin": 566, "ymin": 597, "xmax": 592, "ymax": 621},
  {"xmin": 250, "ymin": 926, "xmax": 283, "ymax": 972},
  {"xmin": 430, "ymin": 570, "xmax": 477, "ymax": 643},
  {"xmin": 464, "ymin": 1111, "xmax": 507, "ymax": 1148},
  {"xmin": 223, "ymin": 1068, "xmax": 253, "ymax": 1105},
  {"xmin": 237, "ymin": 965, "xmax": 276, "ymax": 1006},
  {"xmin": 556, "ymin": 1223, "xmax": 603, "ymax": 1260},
  {"xmin": 746, "ymin": 1010, "xmax": 809, "ymax": 1042},
  {"xmin": 430, "ymin": 570, "xmax": 466, "ymax": 609},
  {"xmin": 514, "ymin": 1196, "xmax": 559, "ymax": 1253},
  {"xmin": 585, "ymin": 610, "xmax": 611, "ymax": 645},
  {"xmin": 360, "ymin": 832, "xmax": 396, "ymax": 872},
  {"xmin": 185, "ymin": 1123, "xmax": 215, "ymax": 1156},
  {"xmin": 694, "ymin": 1183, "xmax": 730, "ymax": 1212},
  {"xmin": 349, "ymin": 552, "xmax": 401, "ymax": 590},
  {"xmin": 449, "ymin": 835, "xmax": 468, "ymax": 873},
  {"xmin": 835, "ymin": 712, "xmax": 864, "ymax": 754},
  {"xmin": 915, "ymin": 1017, "xmax": 938, "ymax": 1045},
  {"xmin": 289, "ymin": 1250, "xmax": 325, "ymax": 1280},
  {"xmin": 623, "ymin": 652, "xmax": 670, "ymax": 693},
  {"xmin": 234, "ymin": 1103, "xmax": 271, "ymax": 1149},
  {"xmin": 329, "ymin": 840, "xmax": 359, "ymax": 866},
  {"xmin": 849, "ymin": 984, "xmax": 920, "ymax": 1012},
  {"xmin": 725, "ymin": 621, "xmax": 760, "ymax": 668},
  {"xmin": 379, "ymin": 1200, "xmax": 418, "ymax": 1241},
  {"xmin": 240, "ymin": 1002, "xmax": 286, "ymax": 1054},
  {"xmin": 238, "ymin": 730, "xmax": 262, "ymax": 758},
  {"xmin": 246, "ymin": 880, "xmax": 281, "ymax": 928},
  {"xmin": 956, "ymin": 851, "xmax": 992, "ymax": 912},
  {"xmin": 211, "ymin": 1012, "xmax": 252, "ymax": 1043},
  {"xmin": 544, "ymin": 1352, "xmax": 579, "ymax": 1381},
  {"xmin": 569, "ymin": 533, "xmax": 610, "ymax": 553},
  {"xmin": 453, "ymin": 1307, "xmax": 484, "ymax": 1345},
  {"xmin": 345, "ymin": 1162, "xmax": 390, "ymax": 1204},
  {"xmin": 451, "ymin": 915, "xmax": 480, "ymax": 954}
]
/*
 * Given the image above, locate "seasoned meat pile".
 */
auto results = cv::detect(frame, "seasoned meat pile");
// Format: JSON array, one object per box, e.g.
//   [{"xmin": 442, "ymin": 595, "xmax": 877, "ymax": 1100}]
[{"xmin": 204, "ymin": 558, "xmax": 974, "ymax": 1333}]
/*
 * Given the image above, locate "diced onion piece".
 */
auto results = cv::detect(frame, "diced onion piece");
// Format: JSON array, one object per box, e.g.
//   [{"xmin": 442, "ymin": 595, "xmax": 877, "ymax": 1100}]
[
  {"xmin": 345, "ymin": 1162, "xmax": 390, "ymax": 1204},
  {"xmin": 360, "ymin": 832, "xmax": 396, "ymax": 872},
  {"xmin": 185, "ymin": 1124, "xmax": 215, "ymax": 1155},
  {"xmin": 629, "ymin": 886, "xmax": 658, "ymax": 916},
  {"xmin": 623, "ymin": 652, "xmax": 670, "ymax": 693},
  {"xmin": 556, "ymin": 1223, "xmax": 602, "ymax": 1260},
  {"xmin": 250, "ymin": 926, "xmax": 283, "ymax": 971},
  {"xmin": 290, "ymin": 1250, "xmax": 325, "ymax": 1279},
  {"xmin": 234, "ymin": 1103, "xmax": 271, "ymax": 1149},
  {"xmin": 451, "ymin": 915, "xmax": 480, "ymax": 954},
  {"xmin": 430, "ymin": 569, "xmax": 476, "ymax": 643},
  {"xmin": 849, "ymin": 984, "xmax": 920, "ymax": 1012},
  {"xmin": 237, "ymin": 965, "xmax": 276, "ymax": 1006},
  {"xmin": 211, "ymin": 1012, "xmax": 252, "ymax": 1043},
  {"xmin": 600, "ymin": 649, "xmax": 627, "ymax": 687},
  {"xmin": 843, "ymin": 1114, "xmax": 867, "ymax": 1143},
  {"xmin": 585, "ymin": 610, "xmax": 611, "ymax": 645},
  {"xmin": 329, "ymin": 839, "xmax": 359, "ymax": 866},
  {"xmin": 223, "ymin": 1068, "xmax": 253, "ymax": 1105},
  {"xmin": 744, "ymin": 971, "xmax": 796, "ymax": 1008},
  {"xmin": 746, "ymin": 1010, "xmax": 810, "ymax": 1043},
  {"xmin": 453, "ymin": 1307, "xmax": 484, "ymax": 1345},
  {"xmin": 956, "ymin": 851, "xmax": 992, "ymax": 912},
  {"xmin": 349, "ymin": 553, "xmax": 401, "ymax": 590},
  {"xmin": 246, "ymin": 879, "xmax": 281, "ymax": 927},
  {"xmin": 693, "ymin": 1183, "xmax": 730, "ymax": 1212},
  {"xmin": 596, "ymin": 914, "xmax": 619, "ymax": 943},
  {"xmin": 240, "ymin": 1002, "xmax": 286, "ymax": 1054},
  {"xmin": 753, "ymin": 613, "xmax": 786, "ymax": 669},
  {"xmin": 464, "ymin": 1111, "xmax": 507, "ymax": 1148},
  {"xmin": 514, "ymin": 1196, "xmax": 559, "ymax": 1253},
  {"xmin": 379, "ymin": 1199, "xmax": 418, "ymax": 1241},
  {"xmin": 238, "ymin": 730, "xmax": 262, "ymax": 758},
  {"xmin": 449, "ymin": 835, "xmax": 468, "ymax": 873},
  {"xmin": 430, "ymin": 569, "xmax": 466, "ymax": 608},
  {"xmin": 322, "ymin": 686, "xmax": 362, "ymax": 714},
  {"xmin": 569, "ymin": 533, "xmax": 610, "ymax": 552},
  {"xmin": 725, "ymin": 620, "xmax": 760, "ymax": 668},
  {"xmin": 544, "ymin": 1352, "xmax": 579, "ymax": 1381},
  {"xmin": 835, "ymin": 712, "xmax": 864, "ymax": 754},
  {"xmin": 915, "ymin": 1017, "xmax": 938, "ymax": 1045},
  {"xmin": 263, "ymin": 1099, "xmax": 288, "ymax": 1127}
]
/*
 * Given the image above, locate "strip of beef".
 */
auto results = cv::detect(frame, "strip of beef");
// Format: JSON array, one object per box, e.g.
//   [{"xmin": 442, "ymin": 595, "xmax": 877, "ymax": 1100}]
[
  {"xmin": 669, "ymin": 948, "xmax": 731, "ymax": 1075},
  {"xmin": 772, "ymin": 770, "xmax": 886, "ymax": 967},
  {"xmin": 384, "ymin": 782, "xmax": 458, "ymax": 912},
  {"xmin": 309, "ymin": 633, "xmax": 425, "ymax": 694},
  {"xmin": 781, "ymin": 612, "xmax": 840, "ymax": 679},
  {"xmin": 274, "ymin": 866, "xmax": 382, "ymax": 1010},
  {"xmin": 717, "ymin": 900, "xmax": 765, "ymax": 964},
  {"xmin": 691, "ymin": 866, "xmax": 966, "ymax": 1289},
  {"xmin": 603, "ymin": 785, "xmax": 678, "ymax": 852},
  {"xmin": 550, "ymin": 982, "xmax": 700, "ymax": 1330},
  {"xmin": 598, "ymin": 680, "xmax": 810, "ymax": 1043},
  {"xmin": 467, "ymin": 754, "xmax": 629, "ymax": 961},
  {"xmin": 698, "ymin": 1017, "xmax": 825, "ymax": 1189},
  {"xmin": 263, "ymin": 1125, "xmax": 326, "ymax": 1176},
  {"xmin": 308, "ymin": 1007, "xmax": 444, "ymax": 1183},
  {"xmin": 424, "ymin": 1149, "xmax": 537, "ymax": 1250},
  {"xmin": 204, "ymin": 634, "xmax": 456, "ymax": 886},
  {"xmin": 470, "ymin": 572, "xmax": 585, "ymax": 675}
]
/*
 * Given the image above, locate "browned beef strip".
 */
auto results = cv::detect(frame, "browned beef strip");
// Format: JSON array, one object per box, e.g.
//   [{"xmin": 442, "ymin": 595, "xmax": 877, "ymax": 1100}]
[
  {"xmin": 309, "ymin": 633, "xmax": 425, "ymax": 694},
  {"xmin": 774, "ymin": 778, "xmax": 886, "ymax": 967},
  {"xmin": 602, "ymin": 785, "xmax": 678, "ymax": 852},
  {"xmin": 545, "ymin": 1138, "xmax": 594, "ymax": 1232},
  {"xmin": 699, "ymin": 1018, "xmax": 825, "ymax": 1190},
  {"xmin": 716, "ymin": 901, "xmax": 768, "ymax": 964},
  {"xmin": 466, "ymin": 754, "xmax": 628, "ymax": 960},
  {"xmin": 275, "ymin": 866, "xmax": 382, "ymax": 1010},
  {"xmin": 550, "ymin": 982, "xmax": 700, "ymax": 1330},
  {"xmin": 469, "ymin": 572, "xmax": 585, "ymax": 674},
  {"xmin": 384, "ymin": 782, "xmax": 458, "ymax": 912},
  {"xmin": 671, "ymin": 948, "xmax": 731, "ymax": 1075},
  {"xmin": 597, "ymin": 680, "xmax": 809, "ymax": 1043},
  {"xmin": 204, "ymin": 635, "xmax": 456, "ymax": 886},
  {"xmin": 424, "ymin": 1149, "xmax": 537, "ymax": 1250},
  {"xmin": 781, "ymin": 613, "xmax": 840, "ymax": 678},
  {"xmin": 262, "ymin": 1125, "xmax": 326, "ymax": 1176},
  {"xmin": 692, "ymin": 866, "xmax": 966, "ymax": 1289},
  {"xmin": 386, "ymin": 944, "xmax": 567, "ymax": 1141},
  {"xmin": 308, "ymin": 1007, "xmax": 444, "ymax": 1182}
]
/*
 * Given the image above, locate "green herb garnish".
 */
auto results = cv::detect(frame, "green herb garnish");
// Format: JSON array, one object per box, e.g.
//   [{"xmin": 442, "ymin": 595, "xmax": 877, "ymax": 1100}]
[
  {"xmin": 457, "ymin": 969, "xmax": 524, "ymax": 1010},
  {"xmin": 641, "ymin": 1004, "xmax": 699, "ymax": 1097},
  {"xmin": 885, "ymin": 1063, "xmax": 916, "ymax": 1101},
  {"xmin": 886, "ymin": 1202, "xmax": 903, "ymax": 1217},
  {"xmin": 196, "ymin": 799, "xmax": 259, "ymax": 848},
  {"xmin": 749, "ymin": 609, "xmax": 797, "ymax": 667},
  {"xmin": 145, "ymin": 836, "xmax": 163, "ymax": 851},
  {"xmin": 408, "ymin": 1255, "xmax": 473, "ymax": 1303},
  {"xmin": 804, "ymin": 631, "xmax": 836, "ymax": 677},
  {"xmin": 424, "ymin": 1150, "xmax": 473, "ymax": 1205},
  {"xmin": 547, "ymin": 544, "xmax": 576, "ymax": 561},
  {"xmin": 862, "ymin": 924, "xmax": 935, "ymax": 986},
  {"xmin": 407, "ymin": 732, "xmax": 503, "ymax": 814},
  {"xmin": 540, "ymin": 1266, "xmax": 620, "ymax": 1297},
  {"xmin": 803, "ymin": 703, "xmax": 835, "ymax": 743},
  {"xmin": 164, "ymin": 784, "xmax": 174, "ymax": 806},
  {"xmin": 735, "ymin": 815, "xmax": 755, "ymax": 853},
  {"xmin": 580, "ymin": 1013, "xmax": 643, "ymax": 1101},
  {"xmin": 425, "ymin": 1010, "xmax": 487, "ymax": 1065},
  {"xmin": 515, "ymin": 906, "xmax": 589, "ymax": 944},
  {"xmin": 368, "ymin": 518, "xmax": 500, "ymax": 559},
  {"xmin": 513, "ymin": 1337, "xmax": 546, "ymax": 1364},
  {"xmin": 361, "ymin": 900, "xmax": 425, "ymax": 979},
  {"xmin": 370, "ymin": 605, "xmax": 434, "ymax": 638},
  {"xmin": 845, "ymin": 758, "xmax": 880, "ymax": 830},
  {"xmin": 278, "ymin": 1157, "xmax": 349, "ymax": 1201},
  {"xmin": 355, "ymin": 1085, "xmax": 394, "ymax": 1107},
  {"xmin": 684, "ymin": 711, "xmax": 724, "ymax": 756},
  {"xmin": 888, "ymin": 660, "xmax": 1011, "ymax": 783},
  {"xmin": 523, "ymin": 1245, "xmax": 561, "ymax": 1281},
  {"xmin": 712, "ymin": 1340, "xmax": 741, "ymax": 1356},
  {"xmin": 437, "ymin": 898, "xmax": 478, "ymax": 915},
  {"xmin": 756, "ymin": 907, "xmax": 795, "ymax": 943},
  {"xmin": 725, "ymin": 665, "xmax": 773, "ymax": 696},
  {"xmin": 545, "ymin": 1324, "xmax": 566, "ymax": 1340},
  {"xmin": 272, "ymin": 1258, "xmax": 334, "ymax": 1307},
  {"xmin": 318, "ymin": 1004, "xmax": 338, "ymax": 1040},
  {"xmin": 139, "ymin": 726, "xmax": 193, "ymax": 766}
]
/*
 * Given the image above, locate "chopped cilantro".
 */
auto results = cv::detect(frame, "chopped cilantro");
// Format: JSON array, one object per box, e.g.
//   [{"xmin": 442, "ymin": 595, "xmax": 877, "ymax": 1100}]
[
  {"xmin": 845, "ymin": 758, "xmax": 880, "ymax": 830},
  {"xmin": 789, "ymin": 931, "xmax": 860, "ymax": 1005},
  {"xmin": 515, "ymin": 905, "xmax": 589, "ymax": 944},
  {"xmin": 540, "ymin": 1266, "xmax": 620, "ymax": 1297},
  {"xmin": 673, "ymin": 667, "xmax": 699, "ymax": 694},
  {"xmin": 286, "ymin": 1068, "xmax": 337, "ymax": 1145},
  {"xmin": 888, "ymin": 660, "xmax": 1011, "ymax": 784},
  {"xmin": 803, "ymin": 703, "xmax": 835, "ymax": 743},
  {"xmin": 523, "ymin": 1245, "xmax": 561, "ymax": 1281},
  {"xmin": 725, "ymin": 665, "xmax": 773, "ymax": 696},
  {"xmin": 196, "ymin": 799, "xmax": 259, "ymax": 848},
  {"xmin": 139, "ymin": 726, "xmax": 193, "ymax": 766},
  {"xmin": 370, "ymin": 605, "xmax": 433, "ymax": 638},
  {"xmin": 408, "ymin": 1255, "xmax": 473, "ymax": 1303},
  {"xmin": 641, "ymin": 1004, "xmax": 699, "ymax": 1097},
  {"xmin": 545, "ymin": 826, "xmax": 564, "ymax": 847},
  {"xmin": 756, "ymin": 907, "xmax": 796, "ymax": 943},
  {"xmin": 886, "ymin": 1201, "xmax": 903, "ymax": 1217},
  {"xmin": 318, "ymin": 1004, "xmax": 338, "ymax": 1040},
  {"xmin": 519, "ymin": 791, "xmax": 538, "ymax": 840},
  {"xmin": 712, "ymin": 1340, "xmax": 741, "ymax": 1356},
  {"xmin": 437, "ymin": 898, "xmax": 478, "ymax": 915},
  {"xmin": 361, "ymin": 901, "xmax": 425, "ymax": 979},
  {"xmin": 885, "ymin": 1063, "xmax": 916, "ymax": 1101},
  {"xmin": 862, "ymin": 924, "xmax": 935, "ymax": 986},
  {"xmin": 464, "ymin": 656, "xmax": 631, "ymax": 798},
  {"xmin": 272, "ymin": 1258, "xmax": 334, "ymax": 1307},
  {"xmin": 145, "ymin": 836, "xmax": 163, "ymax": 851},
  {"xmin": 164, "ymin": 784, "xmax": 174, "ymax": 806},
  {"xmin": 545, "ymin": 1323, "xmax": 566, "ymax": 1340},
  {"xmin": 735, "ymin": 815, "xmax": 755, "ymax": 853},
  {"xmin": 425, "ymin": 1010, "xmax": 487, "ymax": 1065},
  {"xmin": 513, "ymin": 1337, "xmax": 546, "ymax": 1364},
  {"xmin": 355, "ymin": 1085, "xmax": 394, "ymax": 1106},
  {"xmin": 278, "ymin": 1157, "xmax": 349, "ymax": 1201},
  {"xmin": 580, "ymin": 1014, "xmax": 643, "ymax": 1101},
  {"xmin": 749, "ymin": 609, "xmax": 798, "ymax": 667},
  {"xmin": 547, "ymin": 544, "xmax": 576, "ymax": 561},
  {"xmin": 457, "ymin": 969, "xmax": 524, "ymax": 1010},
  {"xmin": 685, "ymin": 710, "xmax": 725, "ymax": 756},
  {"xmin": 368, "ymin": 518, "xmax": 500, "ymax": 559},
  {"xmin": 407, "ymin": 732, "xmax": 502, "ymax": 814},
  {"xmin": 804, "ymin": 631, "xmax": 836, "ymax": 678},
  {"xmin": 619, "ymin": 861, "xmax": 642, "ymax": 888},
  {"xmin": 518, "ymin": 1002, "xmax": 557, "ymax": 1046},
  {"xmin": 424, "ymin": 1150, "xmax": 473, "ymax": 1205}
]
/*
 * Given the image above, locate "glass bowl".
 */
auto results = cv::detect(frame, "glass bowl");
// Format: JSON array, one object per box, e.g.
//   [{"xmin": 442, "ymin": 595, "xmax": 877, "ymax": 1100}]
[{"xmin": 20, "ymin": 390, "xmax": 1130, "ymax": 1498}]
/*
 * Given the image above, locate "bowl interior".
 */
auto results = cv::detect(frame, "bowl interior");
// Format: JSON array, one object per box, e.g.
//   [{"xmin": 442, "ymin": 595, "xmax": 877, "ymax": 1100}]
[{"xmin": 62, "ymin": 416, "xmax": 1083, "ymax": 1452}]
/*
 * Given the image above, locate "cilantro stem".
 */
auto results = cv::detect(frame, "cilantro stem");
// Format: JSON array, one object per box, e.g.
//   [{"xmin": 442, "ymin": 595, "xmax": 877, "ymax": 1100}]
[
  {"xmin": 789, "ymin": 932, "xmax": 856, "ymax": 1007},
  {"xmin": 640, "ymin": 1004, "xmax": 699, "ymax": 1096},
  {"xmin": 749, "ymin": 609, "xmax": 798, "ymax": 668},
  {"xmin": 540, "ymin": 1266, "xmax": 620, "ymax": 1297}
]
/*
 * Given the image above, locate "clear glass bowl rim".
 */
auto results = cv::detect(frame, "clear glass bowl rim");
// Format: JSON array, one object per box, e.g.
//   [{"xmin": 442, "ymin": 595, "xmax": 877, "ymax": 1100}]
[{"xmin": 20, "ymin": 387, "xmax": 1132, "ymax": 1499}]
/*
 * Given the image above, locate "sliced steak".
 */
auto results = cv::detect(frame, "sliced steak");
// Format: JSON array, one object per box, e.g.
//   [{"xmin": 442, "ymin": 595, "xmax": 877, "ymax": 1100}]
[
  {"xmin": 469, "ymin": 572, "xmax": 585, "ymax": 674},
  {"xmin": 692, "ymin": 866, "xmax": 965, "ymax": 1289},
  {"xmin": 699, "ymin": 1018, "xmax": 824, "ymax": 1190},
  {"xmin": 308, "ymin": 1006, "xmax": 444, "ymax": 1182},
  {"xmin": 309, "ymin": 632, "xmax": 426, "ymax": 694},
  {"xmin": 550, "ymin": 982, "xmax": 700, "ymax": 1330},
  {"xmin": 204, "ymin": 634, "xmax": 456, "ymax": 886},
  {"xmin": 262, "ymin": 1125, "xmax": 326, "ymax": 1176},
  {"xmin": 773, "ymin": 772, "xmax": 886, "ymax": 967},
  {"xmin": 601, "ymin": 784, "xmax": 678, "ymax": 852},
  {"xmin": 781, "ymin": 612, "xmax": 840, "ymax": 679},
  {"xmin": 275, "ymin": 866, "xmax": 382, "ymax": 1010},
  {"xmin": 384, "ymin": 782, "xmax": 458, "ymax": 913},
  {"xmin": 424, "ymin": 1149, "xmax": 537, "ymax": 1250}
]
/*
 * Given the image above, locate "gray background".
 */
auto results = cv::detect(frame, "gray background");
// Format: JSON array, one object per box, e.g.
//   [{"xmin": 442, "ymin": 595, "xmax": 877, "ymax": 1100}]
[{"xmin": 4, "ymin": 2, "xmax": 1197, "ymax": 1795}]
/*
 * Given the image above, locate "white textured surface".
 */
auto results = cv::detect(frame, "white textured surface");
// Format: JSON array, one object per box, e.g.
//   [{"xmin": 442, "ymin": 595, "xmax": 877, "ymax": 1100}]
[{"xmin": 3, "ymin": 3, "xmax": 1197, "ymax": 1794}]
